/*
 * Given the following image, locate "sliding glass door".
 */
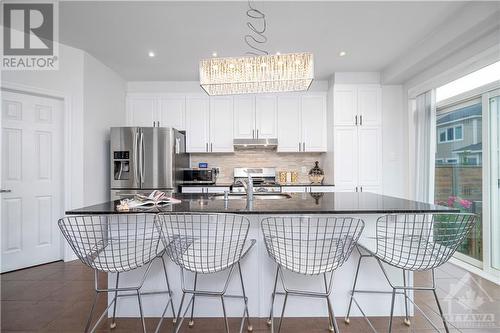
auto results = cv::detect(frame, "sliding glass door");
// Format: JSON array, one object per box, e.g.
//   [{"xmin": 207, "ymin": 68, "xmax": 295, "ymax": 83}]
[
  {"xmin": 489, "ymin": 92, "xmax": 500, "ymax": 271},
  {"xmin": 435, "ymin": 100, "xmax": 483, "ymax": 263}
]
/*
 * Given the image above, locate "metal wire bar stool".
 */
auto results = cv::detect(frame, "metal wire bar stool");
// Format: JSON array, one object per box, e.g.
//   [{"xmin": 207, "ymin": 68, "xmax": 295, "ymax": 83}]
[
  {"xmin": 58, "ymin": 214, "xmax": 176, "ymax": 333},
  {"xmin": 261, "ymin": 216, "xmax": 365, "ymax": 333},
  {"xmin": 345, "ymin": 213, "xmax": 477, "ymax": 333},
  {"xmin": 156, "ymin": 212, "xmax": 256, "ymax": 333}
]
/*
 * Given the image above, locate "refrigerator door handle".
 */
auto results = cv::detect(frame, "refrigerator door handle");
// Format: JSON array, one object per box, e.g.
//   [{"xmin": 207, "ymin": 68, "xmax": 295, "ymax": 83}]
[
  {"xmin": 133, "ymin": 129, "xmax": 139, "ymax": 184},
  {"xmin": 140, "ymin": 130, "xmax": 145, "ymax": 184}
]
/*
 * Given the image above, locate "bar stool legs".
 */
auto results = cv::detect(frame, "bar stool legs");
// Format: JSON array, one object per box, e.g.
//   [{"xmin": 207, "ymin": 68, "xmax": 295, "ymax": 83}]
[
  {"xmin": 111, "ymin": 272, "xmax": 120, "ymax": 329},
  {"xmin": 189, "ymin": 273, "xmax": 198, "ymax": 328},
  {"xmin": 402, "ymin": 270, "xmax": 411, "ymax": 326}
]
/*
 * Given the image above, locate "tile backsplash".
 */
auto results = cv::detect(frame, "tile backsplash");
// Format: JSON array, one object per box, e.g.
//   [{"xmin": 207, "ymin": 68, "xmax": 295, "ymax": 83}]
[{"xmin": 190, "ymin": 150, "xmax": 325, "ymax": 183}]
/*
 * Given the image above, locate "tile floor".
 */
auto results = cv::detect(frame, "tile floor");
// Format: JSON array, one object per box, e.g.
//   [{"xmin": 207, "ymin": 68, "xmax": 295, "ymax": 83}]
[{"xmin": 1, "ymin": 260, "xmax": 499, "ymax": 332}]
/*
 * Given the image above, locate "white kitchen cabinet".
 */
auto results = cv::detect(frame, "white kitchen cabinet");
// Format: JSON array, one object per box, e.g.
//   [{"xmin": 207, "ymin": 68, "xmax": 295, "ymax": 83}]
[
  {"xmin": 255, "ymin": 95, "xmax": 277, "ymax": 139},
  {"xmin": 333, "ymin": 85, "xmax": 381, "ymax": 127},
  {"xmin": 127, "ymin": 96, "xmax": 157, "ymax": 127},
  {"xmin": 181, "ymin": 186, "xmax": 230, "ymax": 194},
  {"xmin": 277, "ymin": 94, "xmax": 327, "ymax": 152},
  {"xmin": 127, "ymin": 94, "xmax": 187, "ymax": 130},
  {"xmin": 210, "ymin": 97, "xmax": 234, "ymax": 152},
  {"xmin": 233, "ymin": 95, "xmax": 277, "ymax": 139},
  {"xmin": 186, "ymin": 96, "xmax": 210, "ymax": 152},
  {"xmin": 281, "ymin": 185, "xmax": 336, "ymax": 193},
  {"xmin": 333, "ymin": 127, "xmax": 359, "ymax": 191},
  {"xmin": 158, "ymin": 96, "xmax": 186, "ymax": 130},
  {"xmin": 277, "ymin": 95, "xmax": 301, "ymax": 152},
  {"xmin": 301, "ymin": 95, "xmax": 327, "ymax": 152},
  {"xmin": 186, "ymin": 96, "xmax": 234, "ymax": 153},
  {"xmin": 233, "ymin": 96, "xmax": 255, "ymax": 139},
  {"xmin": 333, "ymin": 84, "xmax": 382, "ymax": 192}
]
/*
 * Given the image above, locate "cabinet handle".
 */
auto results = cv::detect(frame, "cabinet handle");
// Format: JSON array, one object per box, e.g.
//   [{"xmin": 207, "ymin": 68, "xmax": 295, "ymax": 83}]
[
  {"xmin": 355, "ymin": 186, "xmax": 358, "ymax": 192},
  {"xmin": 298, "ymin": 142, "xmax": 301, "ymax": 152},
  {"xmin": 355, "ymin": 115, "xmax": 358, "ymax": 126},
  {"xmin": 360, "ymin": 115, "xmax": 363, "ymax": 125},
  {"xmin": 206, "ymin": 142, "xmax": 208, "ymax": 152},
  {"xmin": 158, "ymin": 121, "xmax": 160, "ymax": 127},
  {"xmin": 210, "ymin": 143, "xmax": 213, "ymax": 152},
  {"xmin": 252, "ymin": 129, "xmax": 255, "ymax": 139},
  {"xmin": 257, "ymin": 129, "xmax": 259, "ymax": 138},
  {"xmin": 360, "ymin": 186, "xmax": 363, "ymax": 192},
  {"xmin": 303, "ymin": 142, "xmax": 305, "ymax": 151}
]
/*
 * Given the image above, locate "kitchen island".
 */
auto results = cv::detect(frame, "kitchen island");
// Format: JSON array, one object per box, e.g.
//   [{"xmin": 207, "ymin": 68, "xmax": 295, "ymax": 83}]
[{"xmin": 66, "ymin": 192, "xmax": 455, "ymax": 319}]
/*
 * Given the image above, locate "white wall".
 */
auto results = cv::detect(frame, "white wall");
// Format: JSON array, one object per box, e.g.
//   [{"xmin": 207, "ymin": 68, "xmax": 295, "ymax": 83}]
[
  {"xmin": 381, "ymin": 85, "xmax": 406, "ymax": 197},
  {"xmin": 83, "ymin": 54, "xmax": 126, "ymax": 205}
]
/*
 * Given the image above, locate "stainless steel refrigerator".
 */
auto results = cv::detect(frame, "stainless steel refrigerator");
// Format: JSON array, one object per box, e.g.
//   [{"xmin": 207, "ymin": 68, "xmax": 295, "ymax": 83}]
[{"xmin": 110, "ymin": 127, "xmax": 189, "ymax": 201}]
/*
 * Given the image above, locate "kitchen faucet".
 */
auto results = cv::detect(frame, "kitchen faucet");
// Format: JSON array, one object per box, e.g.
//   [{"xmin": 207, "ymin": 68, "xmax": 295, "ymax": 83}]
[{"xmin": 235, "ymin": 171, "xmax": 253, "ymax": 202}]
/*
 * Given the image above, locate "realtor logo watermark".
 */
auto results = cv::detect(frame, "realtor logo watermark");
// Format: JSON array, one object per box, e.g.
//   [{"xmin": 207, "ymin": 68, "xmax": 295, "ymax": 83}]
[
  {"xmin": 443, "ymin": 272, "xmax": 497, "ymax": 329},
  {"xmin": 2, "ymin": 1, "xmax": 59, "ymax": 70}
]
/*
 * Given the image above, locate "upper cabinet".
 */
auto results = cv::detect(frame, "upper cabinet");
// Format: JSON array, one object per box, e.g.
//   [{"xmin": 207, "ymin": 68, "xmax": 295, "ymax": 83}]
[
  {"xmin": 234, "ymin": 95, "xmax": 277, "ymax": 139},
  {"xmin": 158, "ymin": 96, "xmax": 186, "ymax": 130},
  {"xmin": 277, "ymin": 93, "xmax": 327, "ymax": 152},
  {"xmin": 126, "ymin": 94, "xmax": 186, "ymax": 129},
  {"xmin": 186, "ymin": 96, "xmax": 234, "ymax": 153},
  {"xmin": 333, "ymin": 85, "xmax": 381, "ymax": 126},
  {"xmin": 127, "ymin": 96, "xmax": 157, "ymax": 127}
]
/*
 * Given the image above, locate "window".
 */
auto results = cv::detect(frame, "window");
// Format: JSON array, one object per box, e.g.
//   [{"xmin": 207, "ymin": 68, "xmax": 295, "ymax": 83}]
[
  {"xmin": 436, "ymin": 158, "xmax": 445, "ymax": 164},
  {"xmin": 446, "ymin": 158, "xmax": 458, "ymax": 164},
  {"xmin": 438, "ymin": 125, "xmax": 464, "ymax": 143}
]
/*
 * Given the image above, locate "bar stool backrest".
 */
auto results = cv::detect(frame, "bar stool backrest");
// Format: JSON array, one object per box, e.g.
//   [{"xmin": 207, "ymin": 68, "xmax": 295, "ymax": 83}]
[
  {"xmin": 156, "ymin": 213, "xmax": 251, "ymax": 274},
  {"xmin": 261, "ymin": 216, "xmax": 365, "ymax": 275},
  {"xmin": 375, "ymin": 213, "xmax": 477, "ymax": 271},
  {"xmin": 58, "ymin": 214, "xmax": 161, "ymax": 273}
]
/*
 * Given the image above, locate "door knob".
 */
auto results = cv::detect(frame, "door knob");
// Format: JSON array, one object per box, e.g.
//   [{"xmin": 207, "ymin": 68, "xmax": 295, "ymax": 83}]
[{"xmin": 1, "ymin": 189, "xmax": 12, "ymax": 193}]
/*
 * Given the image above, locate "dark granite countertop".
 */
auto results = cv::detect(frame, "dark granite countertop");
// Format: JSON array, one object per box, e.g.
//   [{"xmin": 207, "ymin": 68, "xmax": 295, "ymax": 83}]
[{"xmin": 66, "ymin": 192, "xmax": 456, "ymax": 215}]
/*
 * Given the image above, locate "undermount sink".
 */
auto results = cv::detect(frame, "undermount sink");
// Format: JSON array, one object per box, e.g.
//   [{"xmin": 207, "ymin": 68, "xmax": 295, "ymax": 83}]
[{"xmin": 211, "ymin": 193, "xmax": 292, "ymax": 200}]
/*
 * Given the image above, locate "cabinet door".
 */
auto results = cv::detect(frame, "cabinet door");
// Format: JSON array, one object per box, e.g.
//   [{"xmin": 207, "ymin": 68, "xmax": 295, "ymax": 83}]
[
  {"xmin": 210, "ymin": 97, "xmax": 234, "ymax": 153},
  {"xmin": 358, "ymin": 126, "xmax": 382, "ymax": 188},
  {"xmin": 281, "ymin": 186, "xmax": 308, "ymax": 193},
  {"xmin": 333, "ymin": 127, "xmax": 359, "ymax": 191},
  {"xmin": 309, "ymin": 186, "xmax": 336, "ymax": 193},
  {"xmin": 127, "ymin": 96, "xmax": 157, "ymax": 127},
  {"xmin": 158, "ymin": 96, "xmax": 186, "ymax": 130},
  {"xmin": 255, "ymin": 95, "xmax": 277, "ymax": 138},
  {"xmin": 186, "ymin": 96, "xmax": 210, "ymax": 153},
  {"xmin": 333, "ymin": 86, "xmax": 357, "ymax": 126},
  {"xmin": 181, "ymin": 187, "xmax": 205, "ymax": 193},
  {"xmin": 301, "ymin": 94, "xmax": 327, "ymax": 152},
  {"xmin": 206, "ymin": 186, "xmax": 231, "ymax": 193},
  {"xmin": 277, "ymin": 95, "xmax": 301, "ymax": 152},
  {"xmin": 358, "ymin": 85, "xmax": 381, "ymax": 126},
  {"xmin": 234, "ymin": 96, "xmax": 256, "ymax": 139}
]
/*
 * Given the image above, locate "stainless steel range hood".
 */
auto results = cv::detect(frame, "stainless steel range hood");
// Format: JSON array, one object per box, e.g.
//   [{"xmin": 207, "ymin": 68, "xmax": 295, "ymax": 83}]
[{"xmin": 233, "ymin": 138, "xmax": 278, "ymax": 149}]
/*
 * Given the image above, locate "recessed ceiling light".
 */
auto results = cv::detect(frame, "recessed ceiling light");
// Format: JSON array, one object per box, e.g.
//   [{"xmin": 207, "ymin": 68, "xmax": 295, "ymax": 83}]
[
  {"xmin": 339, "ymin": 51, "xmax": 347, "ymax": 57},
  {"xmin": 148, "ymin": 51, "xmax": 155, "ymax": 58},
  {"xmin": 212, "ymin": 52, "xmax": 218, "ymax": 57},
  {"xmin": 276, "ymin": 52, "xmax": 281, "ymax": 55}
]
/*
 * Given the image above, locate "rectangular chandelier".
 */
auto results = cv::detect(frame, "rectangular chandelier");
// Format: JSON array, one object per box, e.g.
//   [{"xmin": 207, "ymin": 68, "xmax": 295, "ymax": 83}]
[{"xmin": 199, "ymin": 52, "xmax": 314, "ymax": 96}]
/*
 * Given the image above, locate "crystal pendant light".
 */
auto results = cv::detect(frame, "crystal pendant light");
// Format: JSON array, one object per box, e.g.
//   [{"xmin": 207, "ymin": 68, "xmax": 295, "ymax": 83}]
[
  {"xmin": 199, "ymin": 52, "xmax": 314, "ymax": 95},
  {"xmin": 199, "ymin": 1, "xmax": 314, "ymax": 95}
]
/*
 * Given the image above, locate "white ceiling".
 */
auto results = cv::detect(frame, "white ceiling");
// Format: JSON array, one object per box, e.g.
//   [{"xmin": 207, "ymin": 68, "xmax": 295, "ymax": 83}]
[{"xmin": 59, "ymin": 1, "xmax": 469, "ymax": 82}]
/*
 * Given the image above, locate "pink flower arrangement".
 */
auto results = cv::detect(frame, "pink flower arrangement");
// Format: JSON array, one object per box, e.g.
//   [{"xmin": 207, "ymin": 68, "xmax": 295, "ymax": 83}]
[{"xmin": 446, "ymin": 196, "xmax": 473, "ymax": 210}]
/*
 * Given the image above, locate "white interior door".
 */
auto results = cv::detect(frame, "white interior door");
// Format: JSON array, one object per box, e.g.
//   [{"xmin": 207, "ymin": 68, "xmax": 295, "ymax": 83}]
[{"xmin": 1, "ymin": 91, "xmax": 64, "ymax": 272}]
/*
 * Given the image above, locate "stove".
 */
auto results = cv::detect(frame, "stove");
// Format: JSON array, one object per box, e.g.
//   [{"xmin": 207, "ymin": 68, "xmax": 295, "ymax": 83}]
[{"xmin": 232, "ymin": 167, "xmax": 281, "ymax": 193}]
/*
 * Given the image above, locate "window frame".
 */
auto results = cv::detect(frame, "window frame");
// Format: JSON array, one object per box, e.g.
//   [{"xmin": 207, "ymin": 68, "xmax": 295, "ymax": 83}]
[{"xmin": 437, "ymin": 124, "xmax": 464, "ymax": 143}]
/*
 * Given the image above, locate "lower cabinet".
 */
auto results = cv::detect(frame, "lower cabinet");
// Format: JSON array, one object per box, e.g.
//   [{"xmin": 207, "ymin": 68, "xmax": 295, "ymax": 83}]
[
  {"xmin": 181, "ymin": 186, "xmax": 230, "ymax": 194},
  {"xmin": 281, "ymin": 186, "xmax": 336, "ymax": 193}
]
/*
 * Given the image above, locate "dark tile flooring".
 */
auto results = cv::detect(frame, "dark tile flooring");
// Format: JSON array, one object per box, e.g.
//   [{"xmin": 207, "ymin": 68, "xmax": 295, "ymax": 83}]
[{"xmin": 1, "ymin": 260, "xmax": 499, "ymax": 332}]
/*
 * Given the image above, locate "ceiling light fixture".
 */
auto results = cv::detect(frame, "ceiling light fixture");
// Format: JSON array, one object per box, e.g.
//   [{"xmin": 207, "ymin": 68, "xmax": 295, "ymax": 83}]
[
  {"xmin": 199, "ymin": 1, "xmax": 314, "ymax": 95},
  {"xmin": 339, "ymin": 51, "xmax": 347, "ymax": 57},
  {"xmin": 148, "ymin": 51, "xmax": 155, "ymax": 58},
  {"xmin": 212, "ymin": 52, "xmax": 218, "ymax": 57}
]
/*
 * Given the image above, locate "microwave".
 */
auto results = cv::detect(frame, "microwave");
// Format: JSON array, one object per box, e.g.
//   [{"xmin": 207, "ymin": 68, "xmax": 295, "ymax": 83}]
[{"xmin": 183, "ymin": 168, "xmax": 218, "ymax": 184}]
